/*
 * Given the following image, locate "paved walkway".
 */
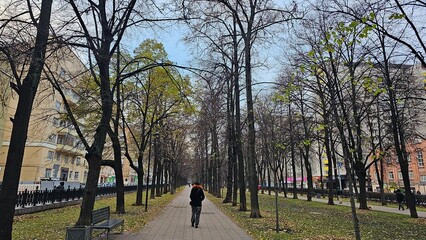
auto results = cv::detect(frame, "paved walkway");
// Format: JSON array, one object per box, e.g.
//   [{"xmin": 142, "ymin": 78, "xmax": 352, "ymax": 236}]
[
  {"xmin": 284, "ymin": 193, "xmax": 426, "ymax": 218},
  {"xmin": 112, "ymin": 187, "xmax": 254, "ymax": 240}
]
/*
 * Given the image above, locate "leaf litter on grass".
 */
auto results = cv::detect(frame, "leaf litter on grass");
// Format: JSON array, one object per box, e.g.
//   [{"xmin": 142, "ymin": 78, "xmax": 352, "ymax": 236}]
[{"xmin": 209, "ymin": 191, "xmax": 426, "ymax": 240}]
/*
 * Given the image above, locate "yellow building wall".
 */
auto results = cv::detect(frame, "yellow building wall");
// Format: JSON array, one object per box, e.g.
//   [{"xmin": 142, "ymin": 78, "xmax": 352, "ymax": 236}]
[{"xmin": 0, "ymin": 47, "xmax": 89, "ymax": 185}]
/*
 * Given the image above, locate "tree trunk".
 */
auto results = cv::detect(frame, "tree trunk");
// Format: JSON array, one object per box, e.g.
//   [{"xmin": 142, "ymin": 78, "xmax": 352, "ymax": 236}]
[
  {"xmin": 111, "ymin": 136, "xmax": 125, "ymax": 213},
  {"xmin": 211, "ymin": 125, "xmax": 220, "ymax": 197},
  {"xmin": 111, "ymin": 44, "xmax": 125, "ymax": 213},
  {"xmin": 77, "ymin": 154, "xmax": 103, "ymax": 226},
  {"xmin": 136, "ymin": 168, "xmax": 144, "ymax": 205},
  {"xmin": 289, "ymin": 105, "xmax": 298, "ymax": 200},
  {"xmin": 77, "ymin": 55, "xmax": 114, "ymax": 226},
  {"xmin": 382, "ymin": 41, "xmax": 418, "ymax": 218},
  {"xmin": 150, "ymin": 154, "xmax": 157, "ymax": 199},
  {"xmin": 282, "ymin": 164, "xmax": 288, "ymax": 198},
  {"xmin": 224, "ymin": 74, "xmax": 234, "ymax": 203},
  {"xmin": 0, "ymin": 2, "xmax": 53, "ymax": 238},
  {"xmin": 354, "ymin": 162, "xmax": 368, "ymax": 209},
  {"xmin": 302, "ymin": 146, "xmax": 313, "ymax": 201},
  {"xmin": 244, "ymin": 36, "xmax": 261, "ymax": 218},
  {"xmin": 300, "ymin": 155, "xmax": 304, "ymax": 192},
  {"xmin": 327, "ymin": 133, "xmax": 334, "ymax": 205},
  {"xmin": 156, "ymin": 163, "xmax": 163, "ymax": 197},
  {"xmin": 235, "ymin": 56, "xmax": 246, "ymax": 211},
  {"xmin": 267, "ymin": 167, "xmax": 272, "ymax": 195},
  {"xmin": 130, "ymin": 154, "xmax": 143, "ymax": 205}
]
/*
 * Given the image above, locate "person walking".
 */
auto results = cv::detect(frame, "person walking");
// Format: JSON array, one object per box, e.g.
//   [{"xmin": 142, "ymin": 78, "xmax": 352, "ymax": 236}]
[
  {"xmin": 395, "ymin": 189, "xmax": 405, "ymax": 210},
  {"xmin": 190, "ymin": 182, "xmax": 205, "ymax": 228}
]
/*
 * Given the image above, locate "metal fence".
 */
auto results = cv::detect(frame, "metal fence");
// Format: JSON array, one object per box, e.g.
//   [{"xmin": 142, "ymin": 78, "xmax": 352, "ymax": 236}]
[
  {"xmin": 263, "ymin": 187, "xmax": 426, "ymax": 206},
  {"xmin": 16, "ymin": 185, "xmax": 138, "ymax": 208}
]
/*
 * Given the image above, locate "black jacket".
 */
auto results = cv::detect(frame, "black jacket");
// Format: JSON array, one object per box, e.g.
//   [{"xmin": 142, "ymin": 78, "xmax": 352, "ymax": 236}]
[
  {"xmin": 396, "ymin": 191, "xmax": 405, "ymax": 203},
  {"xmin": 190, "ymin": 186, "xmax": 205, "ymax": 207}
]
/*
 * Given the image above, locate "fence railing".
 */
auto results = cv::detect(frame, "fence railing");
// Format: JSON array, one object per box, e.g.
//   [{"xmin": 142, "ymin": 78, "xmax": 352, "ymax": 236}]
[
  {"xmin": 262, "ymin": 187, "xmax": 426, "ymax": 206},
  {"xmin": 16, "ymin": 185, "xmax": 138, "ymax": 209}
]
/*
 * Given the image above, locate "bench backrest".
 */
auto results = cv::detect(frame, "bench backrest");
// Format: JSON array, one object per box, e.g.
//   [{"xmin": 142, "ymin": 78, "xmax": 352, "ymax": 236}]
[{"xmin": 91, "ymin": 206, "xmax": 110, "ymax": 224}]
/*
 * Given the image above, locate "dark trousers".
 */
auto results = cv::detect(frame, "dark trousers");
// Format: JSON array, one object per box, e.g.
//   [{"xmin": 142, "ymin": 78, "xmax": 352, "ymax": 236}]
[
  {"xmin": 398, "ymin": 201, "xmax": 404, "ymax": 210},
  {"xmin": 191, "ymin": 206, "xmax": 202, "ymax": 226}
]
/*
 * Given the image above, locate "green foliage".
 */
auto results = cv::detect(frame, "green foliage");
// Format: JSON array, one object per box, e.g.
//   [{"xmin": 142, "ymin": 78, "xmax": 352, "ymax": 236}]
[
  {"xmin": 302, "ymin": 139, "xmax": 311, "ymax": 147},
  {"xmin": 133, "ymin": 39, "xmax": 169, "ymax": 64},
  {"xmin": 362, "ymin": 76, "xmax": 385, "ymax": 96},
  {"xmin": 314, "ymin": 123, "xmax": 326, "ymax": 132},
  {"xmin": 274, "ymin": 142, "xmax": 286, "ymax": 151},
  {"xmin": 72, "ymin": 74, "xmax": 103, "ymax": 128},
  {"xmin": 389, "ymin": 13, "xmax": 406, "ymax": 20}
]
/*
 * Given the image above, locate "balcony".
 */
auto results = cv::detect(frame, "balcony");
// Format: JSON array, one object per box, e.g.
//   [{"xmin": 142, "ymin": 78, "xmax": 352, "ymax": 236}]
[{"xmin": 56, "ymin": 144, "xmax": 85, "ymax": 155}]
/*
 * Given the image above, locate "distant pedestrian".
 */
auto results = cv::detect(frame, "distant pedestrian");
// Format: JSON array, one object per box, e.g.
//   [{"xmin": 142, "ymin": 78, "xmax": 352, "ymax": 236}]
[
  {"xmin": 56, "ymin": 182, "xmax": 65, "ymax": 191},
  {"xmin": 190, "ymin": 182, "xmax": 205, "ymax": 228},
  {"xmin": 395, "ymin": 189, "xmax": 405, "ymax": 210},
  {"xmin": 55, "ymin": 182, "xmax": 65, "ymax": 202}
]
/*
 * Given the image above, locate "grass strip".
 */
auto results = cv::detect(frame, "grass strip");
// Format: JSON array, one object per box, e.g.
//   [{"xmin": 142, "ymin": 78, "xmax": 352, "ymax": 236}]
[
  {"xmin": 12, "ymin": 188, "xmax": 181, "ymax": 240},
  {"xmin": 208, "ymin": 191, "xmax": 426, "ymax": 240}
]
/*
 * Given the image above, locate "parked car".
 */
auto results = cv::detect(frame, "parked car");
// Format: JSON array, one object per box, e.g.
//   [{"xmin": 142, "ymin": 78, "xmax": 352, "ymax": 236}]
[{"xmin": 98, "ymin": 182, "xmax": 116, "ymax": 187}]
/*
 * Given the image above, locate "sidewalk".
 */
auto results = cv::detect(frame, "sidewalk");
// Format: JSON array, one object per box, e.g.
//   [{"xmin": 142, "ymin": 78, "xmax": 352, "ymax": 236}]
[
  {"xmin": 112, "ymin": 187, "xmax": 254, "ymax": 240},
  {"xmin": 284, "ymin": 193, "xmax": 426, "ymax": 218}
]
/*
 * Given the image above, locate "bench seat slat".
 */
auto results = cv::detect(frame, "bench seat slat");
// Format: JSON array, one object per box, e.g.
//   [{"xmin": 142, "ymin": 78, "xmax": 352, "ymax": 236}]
[
  {"xmin": 92, "ymin": 219, "xmax": 124, "ymax": 229},
  {"xmin": 91, "ymin": 206, "xmax": 124, "ymax": 239}
]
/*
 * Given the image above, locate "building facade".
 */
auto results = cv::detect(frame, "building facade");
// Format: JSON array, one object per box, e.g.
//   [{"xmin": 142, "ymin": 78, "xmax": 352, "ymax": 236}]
[
  {"xmin": 0, "ymin": 47, "xmax": 89, "ymax": 190},
  {"xmin": 369, "ymin": 138, "xmax": 426, "ymax": 193}
]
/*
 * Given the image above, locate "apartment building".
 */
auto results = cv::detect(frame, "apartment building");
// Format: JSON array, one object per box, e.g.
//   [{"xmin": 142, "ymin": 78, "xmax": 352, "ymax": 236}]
[
  {"xmin": 0, "ymin": 47, "xmax": 89, "ymax": 190},
  {"xmin": 368, "ymin": 138, "xmax": 426, "ymax": 194},
  {"xmin": 367, "ymin": 64, "xmax": 426, "ymax": 193}
]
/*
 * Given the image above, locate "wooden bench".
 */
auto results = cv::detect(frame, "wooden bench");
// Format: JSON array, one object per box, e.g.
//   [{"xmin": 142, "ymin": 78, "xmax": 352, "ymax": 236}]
[{"xmin": 91, "ymin": 206, "xmax": 124, "ymax": 239}]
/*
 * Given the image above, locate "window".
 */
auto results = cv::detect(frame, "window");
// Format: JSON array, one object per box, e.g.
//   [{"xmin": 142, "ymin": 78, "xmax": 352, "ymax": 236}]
[
  {"xmin": 418, "ymin": 150, "xmax": 424, "ymax": 167},
  {"xmin": 64, "ymin": 156, "xmax": 69, "ymax": 164},
  {"xmin": 47, "ymin": 151, "xmax": 55, "ymax": 160},
  {"xmin": 386, "ymin": 157, "xmax": 392, "ymax": 164},
  {"xmin": 55, "ymin": 101, "xmax": 62, "ymax": 111},
  {"xmin": 57, "ymin": 135, "xmax": 64, "ymax": 144},
  {"xmin": 56, "ymin": 152, "xmax": 61, "ymax": 162},
  {"xmin": 74, "ymin": 172, "xmax": 79, "ymax": 180},
  {"xmin": 53, "ymin": 169, "xmax": 59, "ymax": 178},
  {"xmin": 76, "ymin": 157, "xmax": 81, "ymax": 166},
  {"xmin": 388, "ymin": 172, "xmax": 394, "ymax": 179},
  {"xmin": 44, "ymin": 169, "xmax": 52, "ymax": 178},
  {"xmin": 69, "ymin": 171, "xmax": 73, "ymax": 180},
  {"xmin": 398, "ymin": 172, "xmax": 402, "ymax": 179},
  {"xmin": 421, "ymin": 175, "xmax": 426, "ymax": 182},
  {"xmin": 407, "ymin": 154, "xmax": 411, "ymax": 162},
  {"xmin": 59, "ymin": 68, "xmax": 66, "ymax": 78},
  {"xmin": 409, "ymin": 170, "xmax": 414, "ymax": 179},
  {"xmin": 53, "ymin": 118, "xmax": 60, "ymax": 127},
  {"xmin": 48, "ymin": 134, "xmax": 56, "ymax": 143}
]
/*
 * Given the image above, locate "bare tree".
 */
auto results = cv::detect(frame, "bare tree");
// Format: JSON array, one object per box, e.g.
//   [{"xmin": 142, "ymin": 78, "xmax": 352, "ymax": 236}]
[
  {"xmin": 327, "ymin": 0, "xmax": 426, "ymax": 67},
  {"xmin": 61, "ymin": 0, "xmax": 137, "ymax": 226},
  {"xmin": 0, "ymin": 1, "xmax": 53, "ymax": 238},
  {"xmin": 204, "ymin": 0, "xmax": 301, "ymax": 218}
]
